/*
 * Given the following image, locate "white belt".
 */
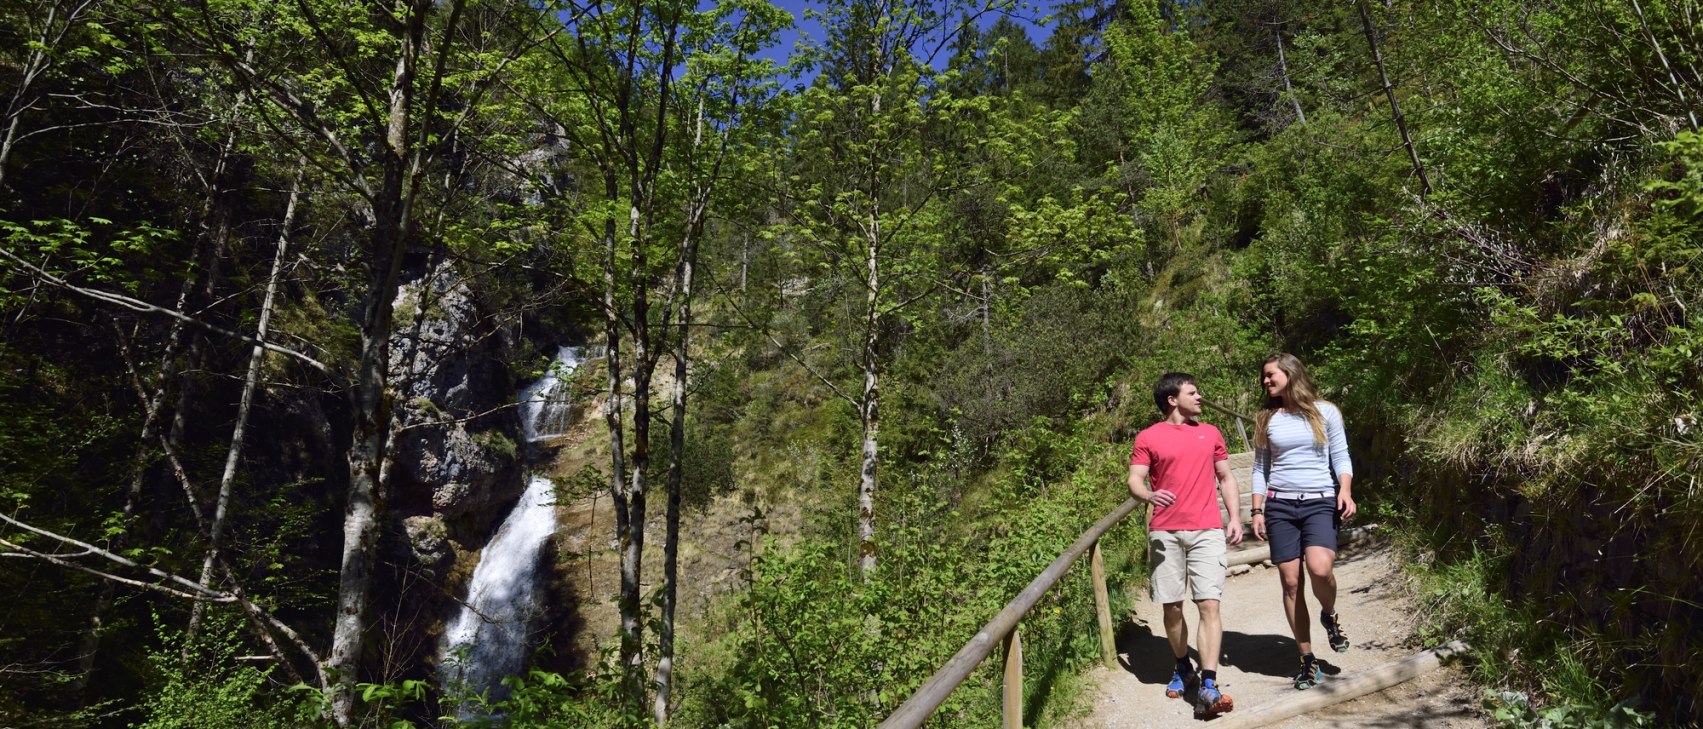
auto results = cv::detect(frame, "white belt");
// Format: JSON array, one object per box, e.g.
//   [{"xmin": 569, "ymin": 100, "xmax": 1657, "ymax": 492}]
[{"xmin": 1268, "ymin": 491, "xmax": 1332, "ymax": 501}]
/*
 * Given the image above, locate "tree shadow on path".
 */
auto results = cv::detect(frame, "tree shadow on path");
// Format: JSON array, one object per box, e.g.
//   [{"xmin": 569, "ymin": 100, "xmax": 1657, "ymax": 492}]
[
  {"xmin": 1220, "ymin": 630, "xmax": 1300, "ymax": 678},
  {"xmin": 1115, "ymin": 618, "xmax": 1299, "ymax": 683}
]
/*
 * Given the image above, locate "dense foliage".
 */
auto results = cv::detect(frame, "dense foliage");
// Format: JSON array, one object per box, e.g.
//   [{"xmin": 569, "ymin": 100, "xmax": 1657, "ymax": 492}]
[{"xmin": 2, "ymin": 0, "xmax": 1700, "ymax": 726}]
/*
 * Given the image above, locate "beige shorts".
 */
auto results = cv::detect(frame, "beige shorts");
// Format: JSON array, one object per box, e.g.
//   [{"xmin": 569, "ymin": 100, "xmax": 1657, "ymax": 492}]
[{"xmin": 1149, "ymin": 529, "xmax": 1228, "ymax": 604}]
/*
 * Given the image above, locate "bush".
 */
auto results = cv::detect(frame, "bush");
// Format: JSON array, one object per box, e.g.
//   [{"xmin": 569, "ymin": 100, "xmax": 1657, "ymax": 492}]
[{"xmin": 136, "ymin": 612, "xmax": 308, "ymax": 729}]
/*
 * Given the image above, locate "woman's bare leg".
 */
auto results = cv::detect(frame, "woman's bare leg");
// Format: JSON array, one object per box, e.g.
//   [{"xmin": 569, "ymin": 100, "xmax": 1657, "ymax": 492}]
[{"xmin": 1277, "ymin": 558, "xmax": 1312, "ymax": 655}]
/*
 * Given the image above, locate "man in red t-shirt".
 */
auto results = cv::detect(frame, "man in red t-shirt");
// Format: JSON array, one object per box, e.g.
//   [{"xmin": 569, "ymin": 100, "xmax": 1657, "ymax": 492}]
[{"xmin": 1128, "ymin": 372, "xmax": 1243, "ymax": 717}]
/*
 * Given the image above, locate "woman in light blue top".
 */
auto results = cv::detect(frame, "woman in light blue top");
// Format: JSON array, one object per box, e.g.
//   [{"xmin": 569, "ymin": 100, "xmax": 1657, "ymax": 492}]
[{"xmin": 1247, "ymin": 353, "xmax": 1356, "ymax": 690}]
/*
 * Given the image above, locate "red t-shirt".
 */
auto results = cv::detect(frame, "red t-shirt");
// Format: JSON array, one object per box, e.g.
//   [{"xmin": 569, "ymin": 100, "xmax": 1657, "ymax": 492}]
[{"xmin": 1130, "ymin": 420, "xmax": 1229, "ymax": 531}]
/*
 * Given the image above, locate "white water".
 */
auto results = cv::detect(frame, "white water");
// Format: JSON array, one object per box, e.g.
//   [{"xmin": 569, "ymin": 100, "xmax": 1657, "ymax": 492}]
[
  {"xmin": 441, "ymin": 346, "xmax": 579, "ymax": 710},
  {"xmin": 517, "ymin": 346, "xmax": 583, "ymax": 442}
]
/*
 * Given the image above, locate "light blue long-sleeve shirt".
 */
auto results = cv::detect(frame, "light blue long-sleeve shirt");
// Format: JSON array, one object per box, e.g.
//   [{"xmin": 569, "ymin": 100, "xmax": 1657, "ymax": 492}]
[{"xmin": 1251, "ymin": 401, "xmax": 1353, "ymax": 496}]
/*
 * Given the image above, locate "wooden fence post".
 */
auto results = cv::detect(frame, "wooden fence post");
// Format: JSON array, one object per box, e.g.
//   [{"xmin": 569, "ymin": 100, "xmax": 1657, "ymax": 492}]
[
  {"xmin": 1003, "ymin": 628, "xmax": 1022, "ymax": 729},
  {"xmin": 1090, "ymin": 541, "xmax": 1117, "ymax": 670}
]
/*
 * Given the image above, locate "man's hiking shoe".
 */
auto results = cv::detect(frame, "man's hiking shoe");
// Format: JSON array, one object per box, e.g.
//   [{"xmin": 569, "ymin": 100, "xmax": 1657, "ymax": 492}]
[
  {"xmin": 1195, "ymin": 679, "xmax": 1234, "ymax": 717},
  {"xmin": 1294, "ymin": 656, "xmax": 1323, "ymax": 690},
  {"xmin": 1322, "ymin": 610, "xmax": 1350, "ymax": 653},
  {"xmin": 1165, "ymin": 670, "xmax": 1194, "ymax": 699}
]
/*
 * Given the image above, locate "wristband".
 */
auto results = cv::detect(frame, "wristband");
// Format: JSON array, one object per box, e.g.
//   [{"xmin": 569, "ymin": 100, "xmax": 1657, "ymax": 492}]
[{"xmin": 1250, "ymin": 509, "xmax": 1263, "ymax": 515}]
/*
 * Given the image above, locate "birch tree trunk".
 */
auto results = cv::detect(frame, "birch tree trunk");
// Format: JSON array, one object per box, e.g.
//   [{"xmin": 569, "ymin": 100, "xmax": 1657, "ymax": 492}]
[
  {"xmin": 858, "ymin": 214, "xmax": 882, "ymax": 579},
  {"xmin": 186, "ymin": 165, "xmax": 302, "ymax": 641}
]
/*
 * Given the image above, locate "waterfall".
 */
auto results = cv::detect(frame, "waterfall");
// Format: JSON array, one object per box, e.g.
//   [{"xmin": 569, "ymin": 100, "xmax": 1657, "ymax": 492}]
[
  {"xmin": 517, "ymin": 346, "xmax": 583, "ymax": 442},
  {"xmin": 440, "ymin": 346, "xmax": 580, "ymax": 712}
]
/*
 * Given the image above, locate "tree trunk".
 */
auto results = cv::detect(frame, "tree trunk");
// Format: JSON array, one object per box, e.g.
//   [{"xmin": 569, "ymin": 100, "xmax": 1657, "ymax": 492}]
[
  {"xmin": 186, "ymin": 165, "xmax": 301, "ymax": 641},
  {"xmin": 81, "ymin": 116, "xmax": 239, "ymax": 666},
  {"xmin": 168, "ymin": 111, "xmax": 248, "ymax": 657},
  {"xmin": 980, "ymin": 266, "xmax": 993, "ymax": 361},
  {"xmin": 1275, "ymin": 19, "xmax": 1307, "ymax": 126},
  {"xmin": 326, "ymin": 4, "xmax": 430, "ymax": 723},
  {"xmin": 858, "ymin": 217, "xmax": 881, "ymax": 579},
  {"xmin": 653, "ymin": 266, "xmax": 689, "ymax": 723},
  {"xmin": 621, "ymin": 201, "xmax": 652, "ymax": 702},
  {"xmin": 74, "ymin": 277, "xmax": 197, "ymax": 695},
  {"xmin": 599, "ymin": 177, "xmax": 637, "ymax": 703},
  {"xmin": 654, "ymin": 170, "xmax": 711, "ymax": 722},
  {"xmin": 1357, "ymin": 0, "xmax": 1430, "ymax": 195}
]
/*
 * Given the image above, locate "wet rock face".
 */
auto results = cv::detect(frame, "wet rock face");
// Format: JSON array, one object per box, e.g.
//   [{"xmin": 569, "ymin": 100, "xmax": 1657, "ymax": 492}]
[{"xmin": 388, "ymin": 261, "xmax": 523, "ymax": 555}]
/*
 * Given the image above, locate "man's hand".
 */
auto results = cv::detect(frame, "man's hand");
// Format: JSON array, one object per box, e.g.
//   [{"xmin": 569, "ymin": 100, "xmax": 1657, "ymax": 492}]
[
  {"xmin": 1147, "ymin": 488, "xmax": 1178, "ymax": 508},
  {"xmin": 1225, "ymin": 519, "xmax": 1243, "ymax": 546},
  {"xmin": 1252, "ymin": 514, "xmax": 1266, "ymax": 541}
]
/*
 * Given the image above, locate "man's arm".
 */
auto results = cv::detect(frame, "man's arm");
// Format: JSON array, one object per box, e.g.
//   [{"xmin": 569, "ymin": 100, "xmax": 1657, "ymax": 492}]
[
  {"xmin": 1128, "ymin": 463, "xmax": 1174, "ymax": 507},
  {"xmin": 1214, "ymin": 459, "xmax": 1243, "ymax": 545}
]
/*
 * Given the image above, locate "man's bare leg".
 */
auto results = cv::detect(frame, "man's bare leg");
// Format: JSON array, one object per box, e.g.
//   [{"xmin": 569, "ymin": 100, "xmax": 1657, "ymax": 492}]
[
  {"xmin": 1194, "ymin": 599, "xmax": 1222, "ymax": 672},
  {"xmin": 1193, "ymin": 598, "xmax": 1234, "ymax": 715},
  {"xmin": 1163, "ymin": 601, "xmax": 1190, "ymax": 661}
]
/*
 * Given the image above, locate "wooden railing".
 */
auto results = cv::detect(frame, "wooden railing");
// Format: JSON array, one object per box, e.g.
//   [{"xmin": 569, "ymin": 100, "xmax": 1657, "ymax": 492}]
[
  {"xmin": 878, "ymin": 398, "xmax": 1256, "ymax": 729},
  {"xmin": 1204, "ymin": 397, "xmax": 1253, "ymax": 451},
  {"xmin": 876, "ymin": 497, "xmax": 1140, "ymax": 729}
]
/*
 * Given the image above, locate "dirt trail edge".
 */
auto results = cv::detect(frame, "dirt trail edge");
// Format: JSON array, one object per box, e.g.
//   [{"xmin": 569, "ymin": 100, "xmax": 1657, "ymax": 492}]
[{"xmin": 1064, "ymin": 541, "xmax": 1486, "ymax": 728}]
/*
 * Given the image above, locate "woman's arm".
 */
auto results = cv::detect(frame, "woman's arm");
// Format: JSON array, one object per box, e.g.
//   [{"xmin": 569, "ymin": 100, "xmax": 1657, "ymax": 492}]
[
  {"xmin": 1324, "ymin": 403, "xmax": 1356, "ymax": 518},
  {"xmin": 1250, "ymin": 444, "xmax": 1269, "ymax": 539}
]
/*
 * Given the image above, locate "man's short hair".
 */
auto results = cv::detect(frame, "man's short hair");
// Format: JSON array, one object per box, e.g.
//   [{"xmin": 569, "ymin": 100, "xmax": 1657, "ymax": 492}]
[{"xmin": 1153, "ymin": 372, "xmax": 1197, "ymax": 415}]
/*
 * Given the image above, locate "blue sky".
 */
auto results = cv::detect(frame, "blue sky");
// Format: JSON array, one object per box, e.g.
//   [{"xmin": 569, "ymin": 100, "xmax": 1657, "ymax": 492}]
[{"xmin": 754, "ymin": 0, "xmax": 1065, "ymax": 87}]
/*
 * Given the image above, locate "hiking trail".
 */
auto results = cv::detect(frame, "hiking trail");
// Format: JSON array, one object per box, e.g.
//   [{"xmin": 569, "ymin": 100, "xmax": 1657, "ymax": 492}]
[{"xmin": 1062, "ymin": 538, "xmax": 1485, "ymax": 728}]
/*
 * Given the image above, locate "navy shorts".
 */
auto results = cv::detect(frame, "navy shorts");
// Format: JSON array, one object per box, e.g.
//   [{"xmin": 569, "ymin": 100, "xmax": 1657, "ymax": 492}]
[{"xmin": 1266, "ymin": 496, "xmax": 1338, "ymax": 563}]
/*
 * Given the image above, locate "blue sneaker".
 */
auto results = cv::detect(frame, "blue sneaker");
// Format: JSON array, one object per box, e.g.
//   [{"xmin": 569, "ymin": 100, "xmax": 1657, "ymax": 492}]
[
  {"xmin": 1196, "ymin": 678, "xmax": 1234, "ymax": 717},
  {"xmin": 1322, "ymin": 610, "xmax": 1350, "ymax": 653},
  {"xmin": 1294, "ymin": 656, "xmax": 1323, "ymax": 690},
  {"xmin": 1165, "ymin": 670, "xmax": 1193, "ymax": 699}
]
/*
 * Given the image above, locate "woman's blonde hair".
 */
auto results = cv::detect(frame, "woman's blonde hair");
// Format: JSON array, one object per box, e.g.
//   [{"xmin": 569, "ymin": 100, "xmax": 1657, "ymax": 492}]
[{"xmin": 1254, "ymin": 353, "xmax": 1326, "ymax": 450}]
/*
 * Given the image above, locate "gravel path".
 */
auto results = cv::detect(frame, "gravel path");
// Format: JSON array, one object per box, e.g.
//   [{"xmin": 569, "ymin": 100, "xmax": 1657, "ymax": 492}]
[{"xmin": 1063, "ymin": 541, "xmax": 1487, "ymax": 728}]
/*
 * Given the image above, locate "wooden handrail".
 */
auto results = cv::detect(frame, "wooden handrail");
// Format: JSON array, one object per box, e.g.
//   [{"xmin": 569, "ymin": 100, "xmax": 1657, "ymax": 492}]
[
  {"xmin": 877, "ymin": 497, "xmax": 1143, "ymax": 729},
  {"xmin": 1201, "ymin": 397, "xmax": 1252, "ymax": 423},
  {"xmin": 1202, "ymin": 398, "xmax": 1254, "ymax": 452}
]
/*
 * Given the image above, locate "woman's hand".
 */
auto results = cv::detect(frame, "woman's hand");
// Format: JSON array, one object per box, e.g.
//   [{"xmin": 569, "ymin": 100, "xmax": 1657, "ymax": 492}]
[
  {"xmin": 1252, "ymin": 513, "xmax": 1266, "ymax": 540},
  {"xmin": 1337, "ymin": 493, "xmax": 1357, "ymax": 520}
]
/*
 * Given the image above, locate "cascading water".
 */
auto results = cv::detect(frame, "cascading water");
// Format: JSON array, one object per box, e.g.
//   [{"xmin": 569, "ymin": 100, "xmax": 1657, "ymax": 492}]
[
  {"xmin": 440, "ymin": 346, "xmax": 581, "ymax": 711},
  {"xmin": 517, "ymin": 347, "xmax": 583, "ymax": 442}
]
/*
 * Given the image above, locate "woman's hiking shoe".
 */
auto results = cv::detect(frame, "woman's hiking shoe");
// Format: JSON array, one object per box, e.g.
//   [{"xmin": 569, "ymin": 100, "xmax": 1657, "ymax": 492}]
[
  {"xmin": 1195, "ymin": 679, "xmax": 1234, "ymax": 717},
  {"xmin": 1294, "ymin": 656, "xmax": 1323, "ymax": 690},
  {"xmin": 1322, "ymin": 610, "xmax": 1350, "ymax": 653},
  {"xmin": 1165, "ymin": 670, "xmax": 1193, "ymax": 698}
]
